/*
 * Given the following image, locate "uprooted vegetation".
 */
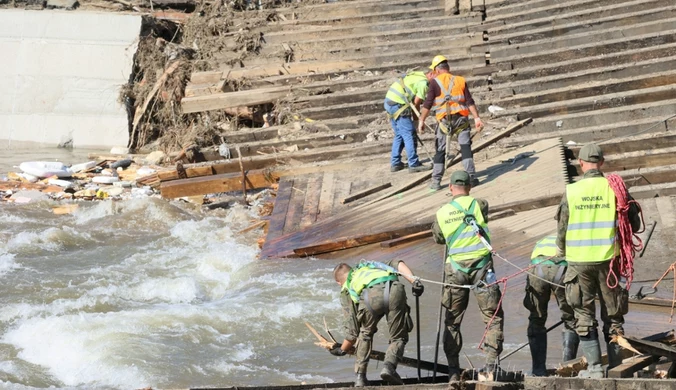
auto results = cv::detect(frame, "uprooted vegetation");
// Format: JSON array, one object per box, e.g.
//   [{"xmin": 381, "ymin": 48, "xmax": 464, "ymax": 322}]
[{"xmin": 120, "ymin": 0, "xmax": 319, "ymax": 155}]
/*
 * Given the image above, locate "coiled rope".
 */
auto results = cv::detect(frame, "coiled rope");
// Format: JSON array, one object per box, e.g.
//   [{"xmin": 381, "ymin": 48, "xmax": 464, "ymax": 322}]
[{"xmin": 606, "ymin": 173, "xmax": 646, "ymax": 291}]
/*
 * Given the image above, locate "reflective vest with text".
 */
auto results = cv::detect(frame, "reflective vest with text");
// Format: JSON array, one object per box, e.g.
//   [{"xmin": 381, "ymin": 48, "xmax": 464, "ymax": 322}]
[
  {"xmin": 436, "ymin": 196, "xmax": 490, "ymax": 263},
  {"xmin": 565, "ymin": 177, "xmax": 618, "ymax": 262}
]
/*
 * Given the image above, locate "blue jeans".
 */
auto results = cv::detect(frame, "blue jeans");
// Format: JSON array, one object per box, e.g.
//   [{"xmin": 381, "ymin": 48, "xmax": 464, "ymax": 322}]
[{"xmin": 384, "ymin": 101, "xmax": 419, "ymax": 167}]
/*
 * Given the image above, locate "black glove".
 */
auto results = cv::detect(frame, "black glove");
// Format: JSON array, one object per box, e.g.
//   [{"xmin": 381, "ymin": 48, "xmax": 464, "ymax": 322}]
[
  {"xmin": 329, "ymin": 343, "xmax": 346, "ymax": 357},
  {"xmin": 412, "ymin": 280, "xmax": 424, "ymax": 297}
]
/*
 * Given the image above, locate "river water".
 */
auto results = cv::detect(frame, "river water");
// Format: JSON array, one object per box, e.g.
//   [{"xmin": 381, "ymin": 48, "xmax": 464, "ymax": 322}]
[{"xmin": 0, "ymin": 150, "xmax": 669, "ymax": 389}]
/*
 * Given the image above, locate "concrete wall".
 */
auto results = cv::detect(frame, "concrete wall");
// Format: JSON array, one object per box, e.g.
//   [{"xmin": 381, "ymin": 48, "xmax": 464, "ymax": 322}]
[{"xmin": 0, "ymin": 10, "xmax": 142, "ymax": 149}]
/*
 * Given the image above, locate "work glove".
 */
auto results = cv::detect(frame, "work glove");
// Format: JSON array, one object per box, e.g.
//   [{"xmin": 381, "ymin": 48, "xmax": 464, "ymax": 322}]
[
  {"xmin": 412, "ymin": 280, "xmax": 425, "ymax": 297},
  {"xmin": 329, "ymin": 343, "xmax": 346, "ymax": 357}
]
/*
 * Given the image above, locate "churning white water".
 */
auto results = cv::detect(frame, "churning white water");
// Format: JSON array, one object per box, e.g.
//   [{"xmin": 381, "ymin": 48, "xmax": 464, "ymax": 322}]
[{"xmin": 0, "ymin": 198, "xmax": 347, "ymax": 389}]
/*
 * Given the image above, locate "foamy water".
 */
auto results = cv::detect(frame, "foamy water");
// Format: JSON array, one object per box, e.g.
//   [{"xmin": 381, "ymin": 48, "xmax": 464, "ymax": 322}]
[{"xmin": 0, "ymin": 199, "xmax": 346, "ymax": 389}]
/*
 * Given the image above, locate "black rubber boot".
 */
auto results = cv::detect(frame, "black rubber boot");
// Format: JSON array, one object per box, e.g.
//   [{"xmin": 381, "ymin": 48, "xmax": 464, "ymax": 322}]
[
  {"xmin": 607, "ymin": 342, "xmax": 623, "ymax": 370},
  {"xmin": 562, "ymin": 330, "xmax": 580, "ymax": 362},
  {"xmin": 578, "ymin": 333, "xmax": 604, "ymax": 379},
  {"xmin": 447, "ymin": 356, "xmax": 461, "ymax": 382},
  {"xmin": 380, "ymin": 363, "xmax": 403, "ymax": 385},
  {"xmin": 354, "ymin": 372, "xmax": 369, "ymax": 387},
  {"xmin": 529, "ymin": 333, "xmax": 547, "ymax": 376}
]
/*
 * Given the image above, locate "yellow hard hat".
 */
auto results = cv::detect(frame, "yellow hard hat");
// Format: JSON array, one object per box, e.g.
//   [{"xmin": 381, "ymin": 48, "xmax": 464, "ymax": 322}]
[{"xmin": 429, "ymin": 55, "xmax": 447, "ymax": 69}]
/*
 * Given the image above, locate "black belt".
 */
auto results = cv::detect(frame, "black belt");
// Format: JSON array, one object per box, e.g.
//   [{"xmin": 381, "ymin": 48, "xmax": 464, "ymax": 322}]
[{"xmin": 362, "ymin": 280, "xmax": 392, "ymax": 316}]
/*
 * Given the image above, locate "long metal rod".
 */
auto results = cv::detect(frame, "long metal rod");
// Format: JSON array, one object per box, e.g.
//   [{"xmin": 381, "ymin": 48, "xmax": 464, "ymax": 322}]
[
  {"xmin": 432, "ymin": 245, "xmax": 448, "ymax": 380},
  {"xmin": 639, "ymin": 221, "xmax": 657, "ymax": 258},
  {"xmin": 415, "ymin": 294, "xmax": 422, "ymax": 380},
  {"xmin": 501, "ymin": 320, "xmax": 564, "ymax": 360}
]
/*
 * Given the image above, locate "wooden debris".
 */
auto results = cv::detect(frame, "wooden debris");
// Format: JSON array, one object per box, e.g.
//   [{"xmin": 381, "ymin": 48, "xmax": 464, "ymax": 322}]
[
  {"xmin": 130, "ymin": 61, "xmax": 181, "ymax": 149},
  {"xmin": 237, "ymin": 220, "xmax": 268, "ymax": 234},
  {"xmin": 181, "ymin": 86, "xmax": 292, "ymax": 114},
  {"xmin": 341, "ymin": 182, "xmax": 392, "ymax": 204},
  {"xmin": 380, "ymin": 230, "xmax": 433, "ymax": 248},
  {"xmin": 607, "ymin": 355, "xmax": 661, "ymax": 379},
  {"xmin": 292, "ymin": 222, "xmax": 431, "ymax": 257},
  {"xmin": 52, "ymin": 204, "xmax": 79, "ymax": 215}
]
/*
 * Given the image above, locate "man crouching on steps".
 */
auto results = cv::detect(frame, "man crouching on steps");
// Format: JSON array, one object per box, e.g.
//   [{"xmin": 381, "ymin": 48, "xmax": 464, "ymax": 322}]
[{"xmin": 331, "ymin": 260, "xmax": 425, "ymax": 387}]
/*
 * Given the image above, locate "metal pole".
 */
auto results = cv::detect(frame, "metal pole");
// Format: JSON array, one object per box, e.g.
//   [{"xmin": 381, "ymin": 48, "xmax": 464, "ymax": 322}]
[
  {"xmin": 432, "ymin": 245, "xmax": 448, "ymax": 381},
  {"xmin": 415, "ymin": 294, "xmax": 422, "ymax": 380},
  {"xmin": 500, "ymin": 320, "xmax": 564, "ymax": 360},
  {"xmin": 639, "ymin": 221, "xmax": 657, "ymax": 258}
]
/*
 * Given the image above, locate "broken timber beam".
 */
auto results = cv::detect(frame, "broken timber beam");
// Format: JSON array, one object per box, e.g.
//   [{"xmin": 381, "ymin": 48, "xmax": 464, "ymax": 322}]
[
  {"xmin": 623, "ymin": 336, "xmax": 676, "ymax": 361},
  {"xmin": 607, "ymin": 355, "xmax": 662, "ymax": 378},
  {"xmin": 292, "ymin": 222, "xmax": 432, "ymax": 257},
  {"xmin": 365, "ymin": 117, "xmax": 533, "ymax": 205},
  {"xmin": 341, "ymin": 182, "xmax": 392, "ymax": 204}
]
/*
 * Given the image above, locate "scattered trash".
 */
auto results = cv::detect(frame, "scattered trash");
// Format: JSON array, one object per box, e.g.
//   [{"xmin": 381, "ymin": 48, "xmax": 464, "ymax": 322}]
[
  {"xmin": 47, "ymin": 179, "xmax": 75, "ymax": 188},
  {"xmin": 488, "ymin": 105, "xmax": 505, "ymax": 114},
  {"xmin": 556, "ymin": 120, "xmax": 563, "ymax": 127},
  {"xmin": 110, "ymin": 159, "xmax": 133, "ymax": 170},
  {"xmin": 92, "ymin": 176, "xmax": 120, "ymax": 184},
  {"xmin": 566, "ymin": 140, "xmax": 577, "ymax": 145},
  {"xmin": 218, "ymin": 144, "xmax": 231, "ymax": 159},
  {"xmin": 70, "ymin": 161, "xmax": 97, "ymax": 173},
  {"xmin": 19, "ymin": 162, "xmax": 72, "ymax": 178}
]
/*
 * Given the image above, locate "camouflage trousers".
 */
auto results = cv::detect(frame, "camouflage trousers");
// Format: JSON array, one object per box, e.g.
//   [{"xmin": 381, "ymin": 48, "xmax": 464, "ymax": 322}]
[
  {"xmin": 563, "ymin": 262, "xmax": 628, "ymax": 339},
  {"xmin": 442, "ymin": 259, "xmax": 504, "ymax": 367},
  {"xmin": 355, "ymin": 281, "xmax": 412, "ymax": 374},
  {"xmin": 523, "ymin": 263, "xmax": 575, "ymax": 336}
]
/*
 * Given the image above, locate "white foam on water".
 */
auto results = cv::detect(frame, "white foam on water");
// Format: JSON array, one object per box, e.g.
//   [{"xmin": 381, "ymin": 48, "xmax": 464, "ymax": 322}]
[
  {"xmin": 2, "ymin": 312, "xmax": 150, "ymax": 388},
  {"xmin": 0, "ymin": 252, "xmax": 19, "ymax": 277},
  {"xmin": 0, "ymin": 199, "xmax": 346, "ymax": 389}
]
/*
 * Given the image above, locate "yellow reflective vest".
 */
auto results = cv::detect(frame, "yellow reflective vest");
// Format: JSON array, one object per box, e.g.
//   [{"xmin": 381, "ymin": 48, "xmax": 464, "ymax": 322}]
[
  {"xmin": 385, "ymin": 71, "xmax": 428, "ymax": 106},
  {"xmin": 531, "ymin": 235, "xmax": 566, "ymax": 266},
  {"xmin": 435, "ymin": 196, "xmax": 490, "ymax": 264},
  {"xmin": 342, "ymin": 262, "xmax": 399, "ymax": 303},
  {"xmin": 565, "ymin": 177, "xmax": 618, "ymax": 262}
]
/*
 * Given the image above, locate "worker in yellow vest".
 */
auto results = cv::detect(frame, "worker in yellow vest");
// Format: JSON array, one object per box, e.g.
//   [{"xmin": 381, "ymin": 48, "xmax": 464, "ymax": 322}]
[
  {"xmin": 418, "ymin": 55, "xmax": 484, "ymax": 190},
  {"xmin": 331, "ymin": 260, "xmax": 424, "ymax": 387},
  {"xmin": 384, "ymin": 71, "xmax": 432, "ymax": 173},
  {"xmin": 556, "ymin": 143, "xmax": 641, "ymax": 378},
  {"xmin": 523, "ymin": 235, "xmax": 577, "ymax": 376},
  {"xmin": 431, "ymin": 170, "xmax": 503, "ymax": 381}
]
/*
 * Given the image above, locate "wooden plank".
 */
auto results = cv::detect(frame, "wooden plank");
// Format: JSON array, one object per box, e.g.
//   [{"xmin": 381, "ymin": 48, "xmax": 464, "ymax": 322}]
[
  {"xmin": 380, "ymin": 230, "xmax": 433, "ymax": 248},
  {"xmin": 607, "ymin": 355, "xmax": 661, "ymax": 378},
  {"xmin": 292, "ymin": 222, "xmax": 431, "ymax": 257},
  {"xmin": 181, "ymin": 86, "xmax": 291, "ymax": 114},
  {"xmin": 332, "ymin": 175, "xmax": 352, "ymax": 216},
  {"xmin": 265, "ymin": 179, "xmax": 294, "ymax": 245},
  {"xmin": 317, "ymin": 172, "xmax": 336, "ymax": 221},
  {"xmin": 159, "ymin": 162, "xmax": 367, "ymax": 199},
  {"xmin": 0, "ymin": 181, "xmax": 63, "ymax": 193},
  {"xmin": 341, "ymin": 182, "xmax": 392, "ymax": 204},
  {"xmin": 491, "ymin": 193, "xmax": 563, "ymax": 214},
  {"xmin": 366, "ymin": 117, "xmax": 534, "ymax": 204},
  {"xmin": 190, "ymin": 71, "xmax": 222, "ymax": 84},
  {"xmin": 300, "ymin": 175, "xmax": 323, "ymax": 228},
  {"xmin": 224, "ymin": 60, "xmax": 365, "ymax": 80},
  {"xmin": 157, "ymin": 166, "xmax": 214, "ymax": 182},
  {"xmin": 283, "ymin": 178, "xmax": 308, "ymax": 235},
  {"xmin": 630, "ymin": 182, "xmax": 676, "ymax": 199}
]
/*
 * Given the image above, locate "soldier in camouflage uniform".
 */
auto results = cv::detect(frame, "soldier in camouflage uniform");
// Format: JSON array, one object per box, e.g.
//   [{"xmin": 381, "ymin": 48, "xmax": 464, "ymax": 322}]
[
  {"xmin": 523, "ymin": 235, "xmax": 578, "ymax": 376},
  {"xmin": 331, "ymin": 260, "xmax": 424, "ymax": 387},
  {"xmin": 556, "ymin": 143, "xmax": 641, "ymax": 378},
  {"xmin": 431, "ymin": 170, "xmax": 504, "ymax": 381}
]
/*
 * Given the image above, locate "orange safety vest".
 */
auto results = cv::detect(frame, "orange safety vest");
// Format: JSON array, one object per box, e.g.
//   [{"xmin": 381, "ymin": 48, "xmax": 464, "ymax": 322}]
[{"xmin": 432, "ymin": 73, "xmax": 470, "ymax": 121}]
